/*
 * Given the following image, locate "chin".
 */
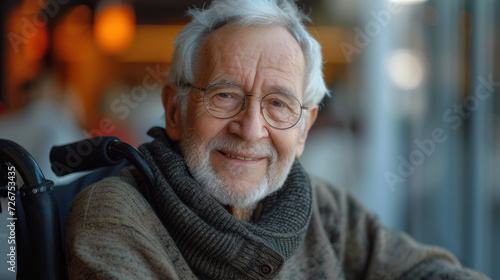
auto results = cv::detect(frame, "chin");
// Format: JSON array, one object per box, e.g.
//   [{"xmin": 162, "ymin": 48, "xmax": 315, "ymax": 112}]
[{"xmin": 210, "ymin": 176, "xmax": 271, "ymax": 208}]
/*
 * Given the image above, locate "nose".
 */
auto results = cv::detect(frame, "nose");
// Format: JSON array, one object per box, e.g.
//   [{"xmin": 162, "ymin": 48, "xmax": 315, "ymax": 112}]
[{"xmin": 227, "ymin": 95, "xmax": 269, "ymax": 141}]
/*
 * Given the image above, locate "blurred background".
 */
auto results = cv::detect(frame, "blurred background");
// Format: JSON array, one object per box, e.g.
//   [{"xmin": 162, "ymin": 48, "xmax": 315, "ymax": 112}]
[{"xmin": 0, "ymin": 0, "xmax": 498, "ymax": 278}]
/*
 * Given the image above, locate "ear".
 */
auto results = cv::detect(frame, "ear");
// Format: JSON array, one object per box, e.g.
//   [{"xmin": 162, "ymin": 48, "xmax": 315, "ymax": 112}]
[
  {"xmin": 162, "ymin": 84, "xmax": 183, "ymax": 141},
  {"xmin": 295, "ymin": 106, "xmax": 318, "ymax": 158}
]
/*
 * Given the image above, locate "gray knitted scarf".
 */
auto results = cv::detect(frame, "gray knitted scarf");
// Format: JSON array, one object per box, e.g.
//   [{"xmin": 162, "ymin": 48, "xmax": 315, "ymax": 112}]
[{"xmin": 138, "ymin": 127, "xmax": 312, "ymax": 279}]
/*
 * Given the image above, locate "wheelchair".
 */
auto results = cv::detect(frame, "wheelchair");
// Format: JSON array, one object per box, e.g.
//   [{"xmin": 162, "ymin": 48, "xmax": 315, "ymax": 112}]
[{"xmin": 0, "ymin": 136, "xmax": 155, "ymax": 280}]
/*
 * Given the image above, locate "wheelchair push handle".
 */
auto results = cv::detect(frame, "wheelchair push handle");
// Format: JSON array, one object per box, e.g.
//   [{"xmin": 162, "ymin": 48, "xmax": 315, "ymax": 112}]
[
  {"xmin": 0, "ymin": 139, "xmax": 48, "ymax": 187},
  {"xmin": 50, "ymin": 136, "xmax": 123, "ymax": 176},
  {"xmin": 50, "ymin": 136, "xmax": 155, "ymax": 204}
]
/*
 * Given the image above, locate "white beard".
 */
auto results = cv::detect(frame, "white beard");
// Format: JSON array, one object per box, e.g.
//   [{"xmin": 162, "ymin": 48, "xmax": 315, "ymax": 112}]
[{"xmin": 180, "ymin": 129, "xmax": 296, "ymax": 208}]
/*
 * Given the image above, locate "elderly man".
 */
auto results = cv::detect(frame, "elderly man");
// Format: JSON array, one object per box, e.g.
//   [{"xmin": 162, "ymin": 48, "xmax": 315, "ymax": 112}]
[{"xmin": 66, "ymin": 0, "xmax": 489, "ymax": 279}]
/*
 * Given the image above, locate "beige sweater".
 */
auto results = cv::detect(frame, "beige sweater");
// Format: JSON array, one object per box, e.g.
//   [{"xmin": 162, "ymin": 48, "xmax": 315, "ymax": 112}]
[{"xmin": 66, "ymin": 173, "xmax": 490, "ymax": 279}]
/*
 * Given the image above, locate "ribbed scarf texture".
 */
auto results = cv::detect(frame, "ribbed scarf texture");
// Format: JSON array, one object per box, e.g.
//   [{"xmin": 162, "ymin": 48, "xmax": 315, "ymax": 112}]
[{"xmin": 138, "ymin": 127, "xmax": 312, "ymax": 279}]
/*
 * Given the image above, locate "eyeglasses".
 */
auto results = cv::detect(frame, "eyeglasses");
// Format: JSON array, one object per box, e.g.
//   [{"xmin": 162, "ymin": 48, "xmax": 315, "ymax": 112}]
[{"xmin": 185, "ymin": 83, "xmax": 308, "ymax": 130}]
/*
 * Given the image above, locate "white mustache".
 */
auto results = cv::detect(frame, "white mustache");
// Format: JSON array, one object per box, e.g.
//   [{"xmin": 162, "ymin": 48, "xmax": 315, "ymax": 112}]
[{"xmin": 207, "ymin": 136, "xmax": 277, "ymax": 160}]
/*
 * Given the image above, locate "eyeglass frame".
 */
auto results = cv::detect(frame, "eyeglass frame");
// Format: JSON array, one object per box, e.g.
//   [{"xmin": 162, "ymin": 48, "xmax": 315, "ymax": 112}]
[{"xmin": 183, "ymin": 83, "xmax": 309, "ymax": 130}]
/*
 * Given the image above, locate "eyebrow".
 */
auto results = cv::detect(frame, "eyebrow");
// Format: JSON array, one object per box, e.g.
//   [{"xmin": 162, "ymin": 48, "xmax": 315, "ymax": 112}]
[
  {"xmin": 208, "ymin": 80, "xmax": 298, "ymax": 97},
  {"xmin": 208, "ymin": 79, "xmax": 241, "ymax": 87},
  {"xmin": 263, "ymin": 85, "xmax": 297, "ymax": 97}
]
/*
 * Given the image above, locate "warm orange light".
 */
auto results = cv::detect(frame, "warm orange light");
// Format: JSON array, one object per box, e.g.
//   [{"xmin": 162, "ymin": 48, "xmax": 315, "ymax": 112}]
[
  {"xmin": 53, "ymin": 4, "xmax": 94, "ymax": 61},
  {"xmin": 20, "ymin": 0, "xmax": 45, "ymax": 14},
  {"xmin": 94, "ymin": 3, "xmax": 136, "ymax": 54},
  {"xmin": 63, "ymin": 4, "xmax": 92, "ymax": 35},
  {"xmin": 24, "ymin": 23, "xmax": 49, "ymax": 62}
]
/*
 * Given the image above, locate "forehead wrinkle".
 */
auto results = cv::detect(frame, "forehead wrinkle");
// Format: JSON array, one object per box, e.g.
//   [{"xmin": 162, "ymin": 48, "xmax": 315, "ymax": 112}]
[
  {"xmin": 205, "ymin": 53, "xmax": 256, "ymax": 88},
  {"xmin": 239, "ymin": 46, "xmax": 304, "ymax": 96},
  {"xmin": 255, "ymin": 53, "xmax": 304, "ymax": 97},
  {"xmin": 199, "ymin": 25, "xmax": 305, "ymax": 98},
  {"xmin": 204, "ymin": 42, "xmax": 253, "ymax": 84}
]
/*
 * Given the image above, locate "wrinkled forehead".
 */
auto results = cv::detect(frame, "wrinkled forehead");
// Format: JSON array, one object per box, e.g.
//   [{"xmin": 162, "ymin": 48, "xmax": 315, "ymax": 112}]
[{"xmin": 196, "ymin": 24, "xmax": 306, "ymax": 94}]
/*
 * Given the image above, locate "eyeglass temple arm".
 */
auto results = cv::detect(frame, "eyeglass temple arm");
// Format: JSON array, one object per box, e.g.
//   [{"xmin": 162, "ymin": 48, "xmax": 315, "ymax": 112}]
[{"xmin": 182, "ymin": 83, "xmax": 206, "ymax": 92}]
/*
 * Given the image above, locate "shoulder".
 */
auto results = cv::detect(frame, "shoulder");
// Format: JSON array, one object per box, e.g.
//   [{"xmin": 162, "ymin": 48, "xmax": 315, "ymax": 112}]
[
  {"xmin": 309, "ymin": 174, "xmax": 371, "ymax": 218},
  {"xmin": 309, "ymin": 175, "xmax": 344, "ymax": 204},
  {"xmin": 65, "ymin": 172, "xmax": 191, "ymax": 279},
  {"xmin": 67, "ymin": 170, "xmax": 153, "ymax": 230},
  {"xmin": 308, "ymin": 174, "xmax": 380, "ymax": 242}
]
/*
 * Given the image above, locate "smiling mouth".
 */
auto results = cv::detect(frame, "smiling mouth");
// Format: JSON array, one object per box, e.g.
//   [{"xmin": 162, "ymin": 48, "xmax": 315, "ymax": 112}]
[{"xmin": 220, "ymin": 151, "xmax": 260, "ymax": 161}]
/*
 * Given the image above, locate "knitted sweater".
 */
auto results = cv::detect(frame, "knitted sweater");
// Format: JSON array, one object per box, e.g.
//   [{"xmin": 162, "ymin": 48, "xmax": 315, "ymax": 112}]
[{"xmin": 65, "ymin": 170, "xmax": 489, "ymax": 279}]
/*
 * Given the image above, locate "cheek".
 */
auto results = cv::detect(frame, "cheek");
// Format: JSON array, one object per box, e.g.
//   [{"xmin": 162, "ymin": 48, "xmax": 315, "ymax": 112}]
[
  {"xmin": 190, "ymin": 99, "xmax": 208, "ymax": 122},
  {"xmin": 185, "ymin": 98, "xmax": 212, "ymax": 130},
  {"xmin": 186, "ymin": 108, "xmax": 230, "ymax": 145},
  {"xmin": 195, "ymin": 119, "xmax": 226, "ymax": 140},
  {"xmin": 271, "ymin": 130, "xmax": 300, "ymax": 158}
]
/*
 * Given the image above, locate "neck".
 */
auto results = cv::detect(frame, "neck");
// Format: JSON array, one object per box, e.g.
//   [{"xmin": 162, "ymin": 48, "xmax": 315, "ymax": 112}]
[{"xmin": 227, "ymin": 203, "xmax": 262, "ymax": 222}]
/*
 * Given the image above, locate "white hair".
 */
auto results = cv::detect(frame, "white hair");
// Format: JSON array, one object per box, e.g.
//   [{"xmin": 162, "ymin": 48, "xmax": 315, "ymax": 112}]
[{"xmin": 168, "ymin": 0, "xmax": 329, "ymax": 111}]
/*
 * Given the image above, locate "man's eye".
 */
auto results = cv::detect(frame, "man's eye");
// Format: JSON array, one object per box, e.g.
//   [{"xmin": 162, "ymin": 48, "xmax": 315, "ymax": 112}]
[
  {"xmin": 218, "ymin": 92, "xmax": 232, "ymax": 98},
  {"xmin": 270, "ymin": 100, "xmax": 285, "ymax": 107}
]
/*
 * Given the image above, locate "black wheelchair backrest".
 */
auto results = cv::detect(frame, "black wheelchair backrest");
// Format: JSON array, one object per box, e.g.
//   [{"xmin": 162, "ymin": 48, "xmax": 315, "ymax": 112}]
[{"xmin": 0, "ymin": 137, "xmax": 154, "ymax": 280}]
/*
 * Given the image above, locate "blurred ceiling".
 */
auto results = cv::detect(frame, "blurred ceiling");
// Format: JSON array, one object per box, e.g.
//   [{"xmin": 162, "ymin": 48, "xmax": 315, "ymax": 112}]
[
  {"xmin": 4, "ymin": 0, "xmax": 320, "ymax": 25},
  {"xmin": 116, "ymin": 0, "xmax": 318, "ymax": 24}
]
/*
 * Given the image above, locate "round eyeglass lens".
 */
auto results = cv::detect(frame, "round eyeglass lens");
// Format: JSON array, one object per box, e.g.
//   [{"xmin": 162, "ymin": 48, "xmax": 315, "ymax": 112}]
[
  {"xmin": 204, "ymin": 84, "xmax": 245, "ymax": 118},
  {"xmin": 262, "ymin": 93, "xmax": 302, "ymax": 129}
]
